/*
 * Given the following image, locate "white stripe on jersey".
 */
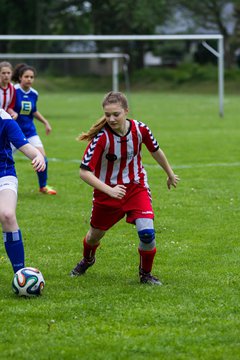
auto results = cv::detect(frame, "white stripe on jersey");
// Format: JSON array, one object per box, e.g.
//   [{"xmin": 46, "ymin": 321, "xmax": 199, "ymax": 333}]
[
  {"xmin": 121, "ymin": 129, "xmax": 132, "ymax": 184},
  {"xmin": 0, "ymin": 83, "xmax": 14, "ymax": 110},
  {"xmin": 109, "ymin": 131, "xmax": 126, "ymax": 185},
  {"xmin": 98, "ymin": 130, "xmax": 109, "ymax": 183}
]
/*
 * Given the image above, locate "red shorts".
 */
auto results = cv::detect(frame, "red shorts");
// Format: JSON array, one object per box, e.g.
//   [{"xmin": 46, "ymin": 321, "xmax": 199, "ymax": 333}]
[{"xmin": 90, "ymin": 183, "xmax": 154, "ymax": 231}]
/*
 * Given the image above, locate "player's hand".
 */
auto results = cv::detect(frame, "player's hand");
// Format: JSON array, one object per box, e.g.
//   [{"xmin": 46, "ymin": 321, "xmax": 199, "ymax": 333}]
[
  {"xmin": 109, "ymin": 185, "xmax": 127, "ymax": 199},
  {"xmin": 32, "ymin": 155, "xmax": 46, "ymax": 172},
  {"xmin": 167, "ymin": 174, "xmax": 180, "ymax": 189},
  {"xmin": 45, "ymin": 122, "xmax": 52, "ymax": 135},
  {"xmin": 11, "ymin": 111, "xmax": 18, "ymax": 120}
]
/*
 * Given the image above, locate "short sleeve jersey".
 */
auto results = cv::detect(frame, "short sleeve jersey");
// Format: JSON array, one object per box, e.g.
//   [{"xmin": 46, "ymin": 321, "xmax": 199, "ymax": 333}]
[
  {"xmin": 0, "ymin": 83, "xmax": 16, "ymax": 111},
  {"xmin": 81, "ymin": 119, "xmax": 159, "ymax": 188},
  {"xmin": 14, "ymin": 84, "xmax": 38, "ymax": 138},
  {"xmin": 0, "ymin": 109, "xmax": 28, "ymax": 177}
]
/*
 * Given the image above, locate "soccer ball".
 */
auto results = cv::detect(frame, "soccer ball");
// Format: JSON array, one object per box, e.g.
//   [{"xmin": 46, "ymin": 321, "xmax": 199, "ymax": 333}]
[{"xmin": 12, "ymin": 267, "xmax": 45, "ymax": 297}]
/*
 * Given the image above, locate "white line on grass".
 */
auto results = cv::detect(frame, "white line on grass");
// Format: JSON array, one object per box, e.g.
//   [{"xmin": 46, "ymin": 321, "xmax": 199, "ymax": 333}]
[
  {"xmin": 44, "ymin": 158, "xmax": 240, "ymax": 170},
  {"xmin": 15, "ymin": 155, "xmax": 240, "ymax": 170}
]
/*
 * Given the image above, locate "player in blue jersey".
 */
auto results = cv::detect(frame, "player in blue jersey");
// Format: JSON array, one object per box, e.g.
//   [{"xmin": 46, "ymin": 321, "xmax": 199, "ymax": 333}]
[
  {"xmin": 0, "ymin": 108, "xmax": 45, "ymax": 273},
  {"xmin": 12, "ymin": 63, "xmax": 57, "ymax": 195}
]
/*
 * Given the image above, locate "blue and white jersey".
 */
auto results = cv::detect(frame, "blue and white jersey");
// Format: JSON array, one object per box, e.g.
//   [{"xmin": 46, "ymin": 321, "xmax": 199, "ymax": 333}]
[
  {"xmin": 14, "ymin": 84, "xmax": 38, "ymax": 138},
  {"xmin": 0, "ymin": 109, "xmax": 28, "ymax": 178}
]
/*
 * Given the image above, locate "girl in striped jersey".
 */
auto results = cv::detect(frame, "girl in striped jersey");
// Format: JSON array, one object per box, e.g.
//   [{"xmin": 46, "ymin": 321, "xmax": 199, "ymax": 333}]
[
  {"xmin": 71, "ymin": 92, "xmax": 180, "ymax": 285},
  {"xmin": 0, "ymin": 62, "xmax": 18, "ymax": 119}
]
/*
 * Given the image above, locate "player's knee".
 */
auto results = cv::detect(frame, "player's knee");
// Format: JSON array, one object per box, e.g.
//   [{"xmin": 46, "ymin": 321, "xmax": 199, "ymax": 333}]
[
  {"xmin": 138, "ymin": 228, "xmax": 156, "ymax": 250},
  {"xmin": 87, "ymin": 227, "xmax": 105, "ymax": 243},
  {"xmin": 0, "ymin": 209, "xmax": 16, "ymax": 227}
]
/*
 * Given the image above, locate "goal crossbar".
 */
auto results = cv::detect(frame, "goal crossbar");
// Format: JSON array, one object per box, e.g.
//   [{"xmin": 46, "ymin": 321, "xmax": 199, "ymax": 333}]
[
  {"xmin": 0, "ymin": 34, "xmax": 223, "ymax": 41},
  {"xmin": 0, "ymin": 52, "xmax": 129, "ymax": 92},
  {"xmin": 0, "ymin": 52, "xmax": 129, "ymax": 60}
]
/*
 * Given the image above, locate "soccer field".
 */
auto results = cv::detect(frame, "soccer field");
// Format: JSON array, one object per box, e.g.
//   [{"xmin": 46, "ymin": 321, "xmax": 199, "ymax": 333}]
[{"xmin": 0, "ymin": 91, "xmax": 239, "ymax": 360}]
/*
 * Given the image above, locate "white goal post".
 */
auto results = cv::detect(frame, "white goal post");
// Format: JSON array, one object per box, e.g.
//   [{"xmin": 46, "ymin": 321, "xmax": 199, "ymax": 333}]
[
  {"xmin": 0, "ymin": 52, "xmax": 130, "ymax": 93},
  {"xmin": 0, "ymin": 34, "xmax": 224, "ymax": 116}
]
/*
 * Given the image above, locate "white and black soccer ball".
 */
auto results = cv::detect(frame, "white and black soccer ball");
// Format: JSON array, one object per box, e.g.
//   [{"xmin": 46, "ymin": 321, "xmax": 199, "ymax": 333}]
[{"xmin": 12, "ymin": 267, "xmax": 45, "ymax": 297}]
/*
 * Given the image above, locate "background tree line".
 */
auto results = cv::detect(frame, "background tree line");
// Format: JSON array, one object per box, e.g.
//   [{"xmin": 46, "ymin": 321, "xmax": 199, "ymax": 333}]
[{"xmin": 0, "ymin": 0, "xmax": 239, "ymax": 71}]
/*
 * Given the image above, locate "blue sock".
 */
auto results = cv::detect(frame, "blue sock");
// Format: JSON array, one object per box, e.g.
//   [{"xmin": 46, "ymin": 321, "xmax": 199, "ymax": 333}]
[
  {"xmin": 37, "ymin": 157, "xmax": 48, "ymax": 188},
  {"xmin": 3, "ymin": 230, "xmax": 25, "ymax": 273}
]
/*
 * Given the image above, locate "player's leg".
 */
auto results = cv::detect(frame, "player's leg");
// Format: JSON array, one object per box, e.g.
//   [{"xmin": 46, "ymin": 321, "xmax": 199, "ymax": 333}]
[
  {"xmin": 136, "ymin": 218, "xmax": 162, "ymax": 285},
  {"xmin": 70, "ymin": 226, "xmax": 105, "ymax": 277},
  {"xmin": 124, "ymin": 184, "xmax": 161, "ymax": 284},
  {"xmin": 28, "ymin": 136, "xmax": 57, "ymax": 195},
  {"xmin": 70, "ymin": 195, "xmax": 124, "ymax": 277},
  {"xmin": 0, "ymin": 178, "xmax": 25, "ymax": 273},
  {"xmin": 82, "ymin": 226, "xmax": 105, "ymax": 263}
]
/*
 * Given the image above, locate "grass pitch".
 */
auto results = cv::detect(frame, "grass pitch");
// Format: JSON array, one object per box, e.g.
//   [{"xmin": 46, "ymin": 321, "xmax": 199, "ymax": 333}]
[{"xmin": 0, "ymin": 91, "xmax": 239, "ymax": 360}]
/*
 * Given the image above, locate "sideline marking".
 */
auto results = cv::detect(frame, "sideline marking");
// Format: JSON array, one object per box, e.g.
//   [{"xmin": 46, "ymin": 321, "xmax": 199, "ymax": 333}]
[{"xmin": 15, "ymin": 155, "xmax": 240, "ymax": 170}]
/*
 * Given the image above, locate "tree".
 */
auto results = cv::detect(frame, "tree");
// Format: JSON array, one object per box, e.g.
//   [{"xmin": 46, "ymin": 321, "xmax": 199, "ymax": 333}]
[
  {"xmin": 0, "ymin": 0, "xmax": 56, "ymax": 52},
  {"xmin": 89, "ymin": 0, "xmax": 171, "ymax": 69},
  {"xmin": 169, "ymin": 0, "xmax": 239, "ymax": 67}
]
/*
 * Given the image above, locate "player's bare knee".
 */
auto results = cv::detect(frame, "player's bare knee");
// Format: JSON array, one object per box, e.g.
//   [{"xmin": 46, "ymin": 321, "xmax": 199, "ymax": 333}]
[
  {"xmin": 86, "ymin": 227, "xmax": 105, "ymax": 244},
  {"xmin": 0, "ymin": 209, "xmax": 16, "ymax": 227}
]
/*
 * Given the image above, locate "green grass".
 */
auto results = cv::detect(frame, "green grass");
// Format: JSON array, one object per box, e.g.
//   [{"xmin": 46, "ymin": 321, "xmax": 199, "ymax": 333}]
[{"xmin": 0, "ymin": 91, "xmax": 239, "ymax": 360}]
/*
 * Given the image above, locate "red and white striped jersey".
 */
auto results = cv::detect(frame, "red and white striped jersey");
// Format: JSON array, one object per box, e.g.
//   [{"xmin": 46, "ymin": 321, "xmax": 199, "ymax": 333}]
[
  {"xmin": 81, "ymin": 119, "xmax": 159, "ymax": 188},
  {"xmin": 0, "ymin": 83, "xmax": 16, "ymax": 111}
]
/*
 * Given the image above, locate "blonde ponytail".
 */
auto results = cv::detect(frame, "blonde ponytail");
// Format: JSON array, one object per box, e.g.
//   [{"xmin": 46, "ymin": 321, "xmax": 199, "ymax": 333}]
[{"xmin": 77, "ymin": 116, "xmax": 107, "ymax": 142}]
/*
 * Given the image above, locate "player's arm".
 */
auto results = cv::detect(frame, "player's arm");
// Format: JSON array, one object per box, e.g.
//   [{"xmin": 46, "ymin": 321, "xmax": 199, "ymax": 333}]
[
  {"xmin": 80, "ymin": 168, "xmax": 126, "ymax": 199},
  {"xmin": 18, "ymin": 143, "xmax": 46, "ymax": 172},
  {"xmin": 6, "ymin": 87, "xmax": 18, "ymax": 119},
  {"xmin": 7, "ymin": 108, "xmax": 18, "ymax": 120},
  {"xmin": 151, "ymin": 148, "xmax": 180, "ymax": 189},
  {"xmin": 33, "ymin": 111, "xmax": 52, "ymax": 135}
]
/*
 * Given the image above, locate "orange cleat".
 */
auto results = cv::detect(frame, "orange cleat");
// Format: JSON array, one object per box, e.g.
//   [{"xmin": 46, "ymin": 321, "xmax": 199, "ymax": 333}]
[{"xmin": 39, "ymin": 185, "xmax": 57, "ymax": 195}]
